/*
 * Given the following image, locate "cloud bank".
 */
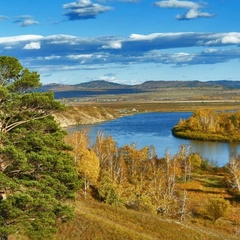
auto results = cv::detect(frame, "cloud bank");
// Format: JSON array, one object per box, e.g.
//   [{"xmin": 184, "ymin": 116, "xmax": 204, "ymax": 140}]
[{"xmin": 0, "ymin": 32, "xmax": 239, "ymax": 75}]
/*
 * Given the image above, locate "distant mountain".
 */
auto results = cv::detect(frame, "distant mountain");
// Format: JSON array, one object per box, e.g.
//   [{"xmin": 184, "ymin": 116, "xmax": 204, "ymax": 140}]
[
  {"xmin": 207, "ymin": 80, "xmax": 240, "ymax": 88},
  {"xmin": 38, "ymin": 80, "xmax": 240, "ymax": 99},
  {"xmin": 40, "ymin": 80, "xmax": 240, "ymax": 92},
  {"xmin": 135, "ymin": 80, "xmax": 240, "ymax": 89},
  {"xmin": 75, "ymin": 80, "xmax": 130, "ymax": 89},
  {"xmin": 134, "ymin": 80, "xmax": 209, "ymax": 89}
]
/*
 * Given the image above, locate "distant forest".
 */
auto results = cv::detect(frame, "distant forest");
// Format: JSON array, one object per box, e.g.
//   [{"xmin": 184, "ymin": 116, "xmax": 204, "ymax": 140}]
[{"xmin": 172, "ymin": 109, "xmax": 240, "ymax": 142}]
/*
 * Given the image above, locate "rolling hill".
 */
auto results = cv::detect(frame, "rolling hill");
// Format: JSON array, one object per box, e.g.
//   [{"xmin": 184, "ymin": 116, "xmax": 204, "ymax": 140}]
[{"xmin": 38, "ymin": 80, "xmax": 240, "ymax": 99}]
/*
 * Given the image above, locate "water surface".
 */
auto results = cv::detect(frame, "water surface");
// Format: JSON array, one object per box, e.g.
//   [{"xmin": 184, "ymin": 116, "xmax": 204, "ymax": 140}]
[{"xmin": 67, "ymin": 112, "xmax": 240, "ymax": 166}]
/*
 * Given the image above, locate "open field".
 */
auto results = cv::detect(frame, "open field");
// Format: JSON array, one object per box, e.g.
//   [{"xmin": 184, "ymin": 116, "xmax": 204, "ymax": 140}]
[
  {"xmin": 60, "ymin": 86, "xmax": 240, "ymax": 114},
  {"xmin": 61, "ymin": 100, "xmax": 240, "ymax": 124},
  {"xmin": 89, "ymin": 100, "xmax": 240, "ymax": 112}
]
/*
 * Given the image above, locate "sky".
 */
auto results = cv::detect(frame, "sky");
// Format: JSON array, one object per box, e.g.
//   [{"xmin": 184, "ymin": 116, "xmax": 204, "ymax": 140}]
[{"xmin": 0, "ymin": 0, "xmax": 240, "ymax": 85}]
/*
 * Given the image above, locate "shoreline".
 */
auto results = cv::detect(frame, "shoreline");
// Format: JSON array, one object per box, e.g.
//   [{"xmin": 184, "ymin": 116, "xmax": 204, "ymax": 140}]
[{"xmin": 54, "ymin": 100, "xmax": 240, "ymax": 128}]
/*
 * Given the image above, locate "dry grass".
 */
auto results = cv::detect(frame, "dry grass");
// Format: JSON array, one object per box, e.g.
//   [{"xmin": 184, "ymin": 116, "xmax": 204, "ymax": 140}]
[
  {"xmin": 52, "ymin": 192, "xmax": 239, "ymax": 240},
  {"xmin": 51, "ymin": 167, "xmax": 240, "ymax": 240}
]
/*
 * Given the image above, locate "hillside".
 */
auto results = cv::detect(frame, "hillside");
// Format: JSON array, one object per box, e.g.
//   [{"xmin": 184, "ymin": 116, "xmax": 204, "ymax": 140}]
[
  {"xmin": 38, "ymin": 80, "xmax": 240, "ymax": 101},
  {"xmin": 75, "ymin": 80, "xmax": 129, "ymax": 89},
  {"xmin": 40, "ymin": 79, "xmax": 240, "ymax": 93},
  {"xmin": 53, "ymin": 105, "xmax": 120, "ymax": 127},
  {"xmin": 52, "ymin": 198, "xmax": 238, "ymax": 240}
]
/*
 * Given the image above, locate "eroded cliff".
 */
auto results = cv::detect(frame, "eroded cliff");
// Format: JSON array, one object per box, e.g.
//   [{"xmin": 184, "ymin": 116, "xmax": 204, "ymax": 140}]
[{"xmin": 53, "ymin": 105, "xmax": 119, "ymax": 127}]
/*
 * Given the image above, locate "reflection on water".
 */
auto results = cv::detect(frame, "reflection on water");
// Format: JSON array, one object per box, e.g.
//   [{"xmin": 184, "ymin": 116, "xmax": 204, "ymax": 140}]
[
  {"xmin": 67, "ymin": 112, "xmax": 240, "ymax": 166},
  {"xmin": 189, "ymin": 140, "xmax": 240, "ymax": 166}
]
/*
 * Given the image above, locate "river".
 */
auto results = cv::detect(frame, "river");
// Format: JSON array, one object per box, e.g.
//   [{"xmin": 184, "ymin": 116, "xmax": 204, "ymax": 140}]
[{"xmin": 67, "ymin": 112, "xmax": 240, "ymax": 166}]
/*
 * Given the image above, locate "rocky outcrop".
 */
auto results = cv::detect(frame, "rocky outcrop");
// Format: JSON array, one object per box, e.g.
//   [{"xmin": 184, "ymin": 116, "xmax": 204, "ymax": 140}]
[{"xmin": 53, "ymin": 105, "xmax": 119, "ymax": 127}]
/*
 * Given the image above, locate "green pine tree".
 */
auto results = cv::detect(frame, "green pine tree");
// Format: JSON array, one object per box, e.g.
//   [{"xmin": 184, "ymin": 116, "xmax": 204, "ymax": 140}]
[{"xmin": 0, "ymin": 56, "xmax": 79, "ymax": 240}]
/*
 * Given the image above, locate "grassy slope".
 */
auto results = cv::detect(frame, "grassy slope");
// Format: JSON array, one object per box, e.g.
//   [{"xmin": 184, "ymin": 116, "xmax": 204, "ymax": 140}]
[
  {"xmin": 52, "ymin": 100, "xmax": 240, "ymax": 240},
  {"xmin": 10, "ymin": 170, "xmax": 239, "ymax": 240},
  {"xmin": 53, "ymin": 197, "xmax": 238, "ymax": 240}
]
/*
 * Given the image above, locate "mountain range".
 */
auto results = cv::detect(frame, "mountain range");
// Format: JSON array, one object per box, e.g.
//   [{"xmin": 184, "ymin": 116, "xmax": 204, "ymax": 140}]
[
  {"xmin": 42, "ymin": 80, "xmax": 240, "ymax": 90},
  {"xmin": 39, "ymin": 80, "xmax": 240, "ymax": 99}
]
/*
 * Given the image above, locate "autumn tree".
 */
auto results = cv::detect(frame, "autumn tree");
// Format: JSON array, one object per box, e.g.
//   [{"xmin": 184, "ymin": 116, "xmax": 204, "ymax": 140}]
[
  {"xmin": 65, "ymin": 131, "xmax": 99, "ymax": 199},
  {"xmin": 172, "ymin": 109, "xmax": 240, "ymax": 142},
  {"xmin": 0, "ymin": 56, "xmax": 79, "ymax": 240},
  {"xmin": 187, "ymin": 153, "xmax": 202, "ymax": 172},
  {"xmin": 227, "ymin": 157, "xmax": 240, "ymax": 193},
  {"xmin": 177, "ymin": 144, "xmax": 192, "ymax": 182},
  {"xmin": 160, "ymin": 150, "xmax": 178, "ymax": 216},
  {"xmin": 93, "ymin": 132, "xmax": 128, "ymax": 185}
]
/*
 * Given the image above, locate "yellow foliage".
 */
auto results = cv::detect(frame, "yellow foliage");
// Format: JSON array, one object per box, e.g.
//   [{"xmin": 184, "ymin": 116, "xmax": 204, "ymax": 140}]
[
  {"xmin": 65, "ymin": 130, "xmax": 100, "ymax": 185},
  {"xmin": 77, "ymin": 148, "xmax": 99, "ymax": 185}
]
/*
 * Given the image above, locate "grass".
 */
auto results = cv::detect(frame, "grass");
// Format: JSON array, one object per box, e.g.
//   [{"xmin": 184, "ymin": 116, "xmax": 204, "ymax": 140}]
[
  {"xmin": 50, "ymin": 168, "xmax": 240, "ymax": 240},
  {"xmin": 52, "ymin": 196, "xmax": 239, "ymax": 240}
]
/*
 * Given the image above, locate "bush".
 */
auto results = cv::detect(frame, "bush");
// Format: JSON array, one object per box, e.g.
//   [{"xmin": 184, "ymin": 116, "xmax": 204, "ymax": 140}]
[{"xmin": 206, "ymin": 198, "xmax": 231, "ymax": 222}]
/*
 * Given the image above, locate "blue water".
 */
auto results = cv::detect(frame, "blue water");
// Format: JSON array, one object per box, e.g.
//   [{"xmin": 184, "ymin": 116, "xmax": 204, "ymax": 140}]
[{"xmin": 67, "ymin": 112, "xmax": 240, "ymax": 166}]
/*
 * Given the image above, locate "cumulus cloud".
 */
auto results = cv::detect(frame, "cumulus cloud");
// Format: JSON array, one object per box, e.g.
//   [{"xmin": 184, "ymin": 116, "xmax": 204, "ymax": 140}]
[
  {"xmin": 62, "ymin": 0, "xmax": 113, "ymax": 20},
  {"xmin": 101, "ymin": 41, "xmax": 122, "ymax": 49},
  {"xmin": 0, "ymin": 32, "xmax": 239, "ymax": 71},
  {"xmin": 221, "ymin": 33, "xmax": 240, "ymax": 44},
  {"xmin": 14, "ymin": 15, "xmax": 39, "ymax": 27},
  {"xmin": 23, "ymin": 42, "xmax": 41, "ymax": 50},
  {"xmin": 177, "ymin": 8, "xmax": 215, "ymax": 20},
  {"xmin": 154, "ymin": 0, "xmax": 214, "ymax": 20}
]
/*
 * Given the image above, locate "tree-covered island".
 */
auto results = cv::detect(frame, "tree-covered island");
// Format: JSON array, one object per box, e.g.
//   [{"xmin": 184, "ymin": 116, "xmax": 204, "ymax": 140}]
[{"xmin": 172, "ymin": 109, "xmax": 240, "ymax": 142}]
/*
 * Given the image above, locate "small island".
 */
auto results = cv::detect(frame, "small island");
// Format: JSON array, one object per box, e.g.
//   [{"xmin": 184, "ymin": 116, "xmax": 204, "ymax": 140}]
[{"xmin": 172, "ymin": 109, "xmax": 240, "ymax": 142}]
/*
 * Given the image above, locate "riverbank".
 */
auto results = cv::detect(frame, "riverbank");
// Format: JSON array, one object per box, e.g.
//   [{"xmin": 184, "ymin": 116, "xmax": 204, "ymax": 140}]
[
  {"xmin": 54, "ymin": 100, "xmax": 240, "ymax": 127},
  {"xmin": 53, "ymin": 105, "xmax": 120, "ymax": 127}
]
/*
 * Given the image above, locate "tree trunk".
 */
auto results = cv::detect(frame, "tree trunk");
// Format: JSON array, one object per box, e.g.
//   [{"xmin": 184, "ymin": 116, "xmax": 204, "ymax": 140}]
[{"xmin": 84, "ymin": 179, "xmax": 87, "ymax": 200}]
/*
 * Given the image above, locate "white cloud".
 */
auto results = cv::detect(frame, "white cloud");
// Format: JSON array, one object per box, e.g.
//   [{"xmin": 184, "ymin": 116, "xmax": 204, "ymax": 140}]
[
  {"xmin": 101, "ymin": 41, "xmax": 122, "ymax": 49},
  {"xmin": 221, "ymin": 33, "xmax": 240, "ymax": 44},
  {"xmin": 67, "ymin": 54, "xmax": 93, "ymax": 59},
  {"xmin": 0, "ymin": 35, "xmax": 43, "ymax": 44},
  {"xmin": 63, "ymin": 0, "xmax": 112, "ymax": 20},
  {"xmin": 44, "ymin": 56, "xmax": 61, "ymax": 60},
  {"xmin": 177, "ymin": 8, "xmax": 215, "ymax": 20},
  {"xmin": 14, "ymin": 15, "xmax": 39, "ymax": 27},
  {"xmin": 130, "ymin": 33, "xmax": 170, "ymax": 41},
  {"xmin": 23, "ymin": 42, "xmax": 41, "ymax": 49},
  {"xmin": 1, "ymin": 32, "xmax": 240, "ymax": 72},
  {"xmin": 171, "ymin": 52, "xmax": 193, "ymax": 63},
  {"xmin": 154, "ymin": 0, "xmax": 199, "ymax": 9},
  {"xmin": 97, "ymin": 73, "xmax": 117, "ymax": 82},
  {"xmin": 154, "ymin": 0, "xmax": 214, "ymax": 20}
]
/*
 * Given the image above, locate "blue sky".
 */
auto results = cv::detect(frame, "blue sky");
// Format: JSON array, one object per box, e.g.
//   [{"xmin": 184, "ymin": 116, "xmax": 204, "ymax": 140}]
[{"xmin": 0, "ymin": 0, "xmax": 240, "ymax": 85}]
